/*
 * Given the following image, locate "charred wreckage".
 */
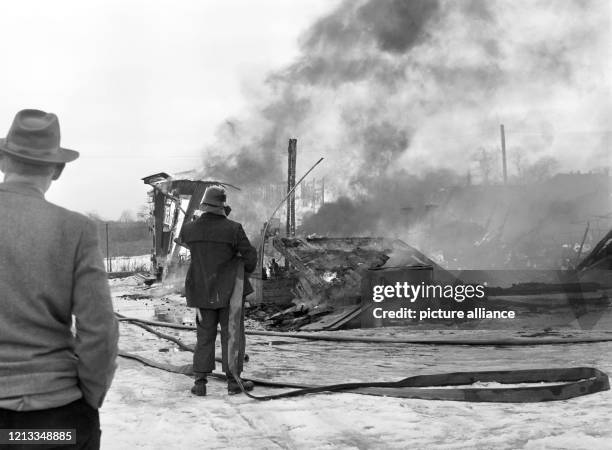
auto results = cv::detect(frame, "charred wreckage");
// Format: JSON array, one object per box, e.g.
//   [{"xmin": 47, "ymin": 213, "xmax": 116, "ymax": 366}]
[{"xmin": 141, "ymin": 140, "xmax": 612, "ymax": 332}]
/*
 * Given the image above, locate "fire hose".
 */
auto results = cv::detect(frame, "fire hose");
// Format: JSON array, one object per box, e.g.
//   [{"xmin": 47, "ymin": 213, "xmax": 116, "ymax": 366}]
[
  {"xmin": 116, "ymin": 316, "xmax": 612, "ymax": 346},
  {"xmin": 117, "ymin": 326, "xmax": 610, "ymax": 402},
  {"xmin": 117, "ymin": 349, "xmax": 609, "ymax": 402},
  {"xmin": 116, "ymin": 264, "xmax": 611, "ymax": 402}
]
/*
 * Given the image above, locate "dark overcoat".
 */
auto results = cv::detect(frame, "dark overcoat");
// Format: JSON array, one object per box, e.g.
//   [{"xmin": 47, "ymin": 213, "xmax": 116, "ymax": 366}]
[{"xmin": 180, "ymin": 213, "xmax": 257, "ymax": 309}]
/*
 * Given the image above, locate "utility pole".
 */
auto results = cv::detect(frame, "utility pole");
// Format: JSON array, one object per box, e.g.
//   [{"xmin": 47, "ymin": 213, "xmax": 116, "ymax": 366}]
[
  {"xmin": 286, "ymin": 138, "xmax": 297, "ymax": 237},
  {"xmin": 500, "ymin": 124, "xmax": 508, "ymax": 184}
]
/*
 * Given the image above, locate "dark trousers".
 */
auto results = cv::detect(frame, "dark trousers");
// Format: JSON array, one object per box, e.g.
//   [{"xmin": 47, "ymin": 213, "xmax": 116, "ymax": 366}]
[
  {"xmin": 194, "ymin": 306, "xmax": 244, "ymax": 378},
  {"xmin": 0, "ymin": 398, "xmax": 100, "ymax": 449}
]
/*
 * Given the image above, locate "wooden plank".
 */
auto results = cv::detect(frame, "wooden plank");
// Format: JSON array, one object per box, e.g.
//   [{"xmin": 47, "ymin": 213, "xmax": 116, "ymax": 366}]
[
  {"xmin": 299, "ymin": 305, "xmax": 358, "ymax": 331},
  {"xmin": 325, "ymin": 304, "xmax": 370, "ymax": 330}
]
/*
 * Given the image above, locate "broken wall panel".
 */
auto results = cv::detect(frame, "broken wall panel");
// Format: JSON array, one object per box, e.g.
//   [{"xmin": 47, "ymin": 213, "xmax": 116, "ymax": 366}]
[{"xmin": 142, "ymin": 172, "xmax": 240, "ymax": 279}]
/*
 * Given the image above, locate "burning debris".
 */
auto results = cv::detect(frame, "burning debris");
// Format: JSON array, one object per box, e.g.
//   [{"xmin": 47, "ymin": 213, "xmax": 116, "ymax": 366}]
[
  {"xmin": 244, "ymin": 236, "xmax": 459, "ymax": 331},
  {"xmin": 275, "ymin": 237, "xmax": 400, "ymax": 305},
  {"xmin": 273, "ymin": 236, "xmax": 455, "ymax": 306}
]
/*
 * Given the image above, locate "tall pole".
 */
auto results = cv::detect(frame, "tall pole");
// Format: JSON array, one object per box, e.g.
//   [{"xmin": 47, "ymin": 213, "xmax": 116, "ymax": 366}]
[
  {"xmin": 286, "ymin": 138, "xmax": 297, "ymax": 237},
  {"xmin": 105, "ymin": 222, "xmax": 110, "ymax": 272},
  {"xmin": 500, "ymin": 124, "xmax": 508, "ymax": 185}
]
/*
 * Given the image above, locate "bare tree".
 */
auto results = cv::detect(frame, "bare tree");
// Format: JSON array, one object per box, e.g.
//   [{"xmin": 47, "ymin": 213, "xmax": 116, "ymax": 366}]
[
  {"xmin": 118, "ymin": 209, "xmax": 135, "ymax": 223},
  {"xmin": 510, "ymin": 147, "xmax": 525, "ymax": 179},
  {"xmin": 136, "ymin": 204, "xmax": 151, "ymax": 222},
  {"xmin": 473, "ymin": 147, "xmax": 495, "ymax": 184}
]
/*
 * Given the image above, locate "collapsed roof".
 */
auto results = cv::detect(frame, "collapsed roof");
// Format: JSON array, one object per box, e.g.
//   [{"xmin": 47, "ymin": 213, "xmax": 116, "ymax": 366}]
[
  {"xmin": 272, "ymin": 236, "xmax": 457, "ymax": 307},
  {"xmin": 142, "ymin": 171, "xmax": 240, "ymax": 196}
]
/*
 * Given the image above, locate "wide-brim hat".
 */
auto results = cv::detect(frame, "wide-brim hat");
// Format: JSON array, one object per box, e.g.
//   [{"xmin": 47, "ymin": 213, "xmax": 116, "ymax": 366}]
[
  {"xmin": 0, "ymin": 109, "xmax": 79, "ymax": 165},
  {"xmin": 202, "ymin": 185, "xmax": 227, "ymax": 207}
]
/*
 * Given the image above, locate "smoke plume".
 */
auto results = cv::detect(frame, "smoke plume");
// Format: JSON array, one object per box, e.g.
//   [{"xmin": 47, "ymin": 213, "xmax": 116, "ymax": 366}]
[{"xmin": 199, "ymin": 0, "xmax": 611, "ymax": 267}]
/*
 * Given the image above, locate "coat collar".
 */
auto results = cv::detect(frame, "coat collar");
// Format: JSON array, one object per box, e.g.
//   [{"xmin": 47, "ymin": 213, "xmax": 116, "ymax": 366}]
[
  {"xmin": 0, "ymin": 181, "xmax": 45, "ymax": 199},
  {"xmin": 200, "ymin": 211, "xmax": 226, "ymax": 220}
]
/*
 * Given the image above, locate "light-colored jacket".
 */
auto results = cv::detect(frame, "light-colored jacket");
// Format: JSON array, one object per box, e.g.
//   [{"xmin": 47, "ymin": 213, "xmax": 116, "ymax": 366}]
[{"xmin": 0, "ymin": 181, "xmax": 119, "ymax": 410}]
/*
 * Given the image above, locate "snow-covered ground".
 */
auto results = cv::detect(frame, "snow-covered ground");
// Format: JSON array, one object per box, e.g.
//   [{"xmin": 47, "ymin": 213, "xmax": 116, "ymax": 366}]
[{"xmin": 101, "ymin": 277, "xmax": 612, "ymax": 449}]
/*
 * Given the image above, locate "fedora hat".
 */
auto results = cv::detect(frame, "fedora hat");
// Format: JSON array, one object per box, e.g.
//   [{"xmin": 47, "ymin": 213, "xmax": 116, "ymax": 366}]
[{"xmin": 0, "ymin": 109, "xmax": 79, "ymax": 165}]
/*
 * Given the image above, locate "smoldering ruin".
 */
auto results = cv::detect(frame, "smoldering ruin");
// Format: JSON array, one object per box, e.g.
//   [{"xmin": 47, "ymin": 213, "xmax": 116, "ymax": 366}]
[{"xmin": 136, "ymin": 0, "xmax": 611, "ymax": 332}]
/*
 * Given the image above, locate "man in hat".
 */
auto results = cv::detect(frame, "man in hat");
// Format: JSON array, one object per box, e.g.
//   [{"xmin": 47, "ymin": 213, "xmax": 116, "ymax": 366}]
[
  {"xmin": 0, "ymin": 109, "xmax": 118, "ymax": 448},
  {"xmin": 179, "ymin": 185, "xmax": 257, "ymax": 396}
]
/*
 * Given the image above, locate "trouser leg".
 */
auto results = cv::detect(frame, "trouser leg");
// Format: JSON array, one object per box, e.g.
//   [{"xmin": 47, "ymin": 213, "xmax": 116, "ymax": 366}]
[
  {"xmin": 193, "ymin": 308, "xmax": 219, "ymax": 377},
  {"xmin": 0, "ymin": 398, "xmax": 101, "ymax": 449}
]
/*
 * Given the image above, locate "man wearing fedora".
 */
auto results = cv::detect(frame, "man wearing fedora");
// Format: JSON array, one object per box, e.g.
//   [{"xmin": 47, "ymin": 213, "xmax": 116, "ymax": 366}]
[
  {"xmin": 179, "ymin": 185, "xmax": 257, "ymax": 396},
  {"xmin": 0, "ymin": 109, "xmax": 119, "ymax": 448}
]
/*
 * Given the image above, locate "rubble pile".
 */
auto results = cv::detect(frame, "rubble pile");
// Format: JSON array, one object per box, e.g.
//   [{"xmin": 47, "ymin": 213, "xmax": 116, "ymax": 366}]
[
  {"xmin": 251, "ymin": 237, "xmax": 454, "ymax": 330},
  {"xmin": 245, "ymin": 303, "xmax": 292, "ymax": 321},
  {"xmin": 265, "ymin": 304, "xmax": 334, "ymax": 331}
]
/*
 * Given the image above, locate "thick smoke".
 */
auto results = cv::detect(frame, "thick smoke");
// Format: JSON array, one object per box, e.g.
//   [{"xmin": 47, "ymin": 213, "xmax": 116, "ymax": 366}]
[{"xmin": 199, "ymin": 0, "xmax": 610, "ymax": 267}]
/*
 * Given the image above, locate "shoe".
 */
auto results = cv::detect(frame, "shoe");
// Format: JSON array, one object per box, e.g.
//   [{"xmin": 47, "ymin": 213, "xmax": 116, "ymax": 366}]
[
  {"xmin": 228, "ymin": 378, "xmax": 254, "ymax": 395},
  {"xmin": 191, "ymin": 379, "xmax": 207, "ymax": 396}
]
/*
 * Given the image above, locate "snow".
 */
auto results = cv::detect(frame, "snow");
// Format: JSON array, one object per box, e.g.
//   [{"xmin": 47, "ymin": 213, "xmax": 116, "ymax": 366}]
[{"xmin": 100, "ymin": 278, "xmax": 612, "ymax": 449}]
